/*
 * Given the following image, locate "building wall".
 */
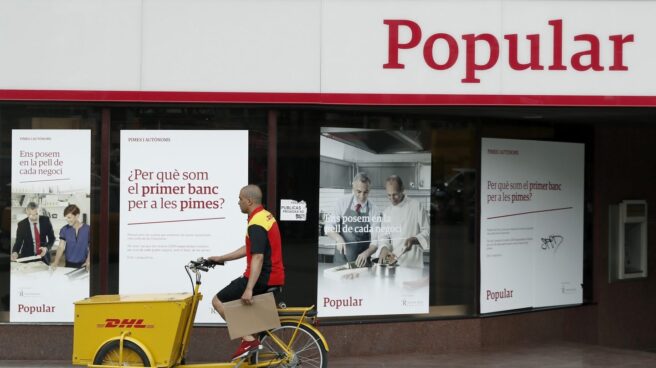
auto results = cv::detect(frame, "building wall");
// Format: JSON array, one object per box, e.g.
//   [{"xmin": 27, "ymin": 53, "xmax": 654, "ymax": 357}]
[
  {"xmin": 594, "ymin": 124, "xmax": 656, "ymax": 350},
  {"xmin": 0, "ymin": 307, "xmax": 601, "ymax": 361}
]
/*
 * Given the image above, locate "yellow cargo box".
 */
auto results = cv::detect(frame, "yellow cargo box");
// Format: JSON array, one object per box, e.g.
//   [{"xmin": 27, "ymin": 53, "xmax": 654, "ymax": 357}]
[{"xmin": 73, "ymin": 292, "xmax": 196, "ymax": 367}]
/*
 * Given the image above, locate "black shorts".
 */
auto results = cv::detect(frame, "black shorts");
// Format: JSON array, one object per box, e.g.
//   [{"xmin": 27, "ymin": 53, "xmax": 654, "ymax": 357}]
[{"xmin": 216, "ymin": 276, "xmax": 272, "ymax": 303}]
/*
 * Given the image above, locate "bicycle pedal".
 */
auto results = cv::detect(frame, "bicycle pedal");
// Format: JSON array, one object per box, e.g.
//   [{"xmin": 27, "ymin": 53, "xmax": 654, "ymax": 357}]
[{"xmin": 246, "ymin": 346, "xmax": 262, "ymax": 356}]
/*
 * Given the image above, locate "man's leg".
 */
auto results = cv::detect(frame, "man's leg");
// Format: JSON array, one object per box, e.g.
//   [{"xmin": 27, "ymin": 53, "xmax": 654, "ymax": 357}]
[
  {"xmin": 215, "ymin": 277, "xmax": 243, "ymax": 326},
  {"xmin": 216, "ymin": 278, "xmax": 259, "ymax": 359},
  {"xmin": 215, "ymin": 277, "xmax": 245, "ymax": 319},
  {"xmin": 212, "ymin": 294, "xmax": 252, "ymax": 341},
  {"xmin": 212, "ymin": 295, "xmax": 226, "ymax": 320}
]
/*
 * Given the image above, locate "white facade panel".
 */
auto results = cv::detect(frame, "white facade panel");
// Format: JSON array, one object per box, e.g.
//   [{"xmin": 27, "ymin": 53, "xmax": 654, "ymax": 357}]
[
  {"xmin": 322, "ymin": 0, "xmax": 656, "ymax": 95},
  {"xmin": 141, "ymin": 0, "xmax": 321, "ymax": 92},
  {"xmin": 0, "ymin": 0, "xmax": 654, "ymax": 98},
  {"xmin": 497, "ymin": 1, "xmax": 656, "ymax": 95},
  {"xmin": 322, "ymin": 0, "xmax": 504, "ymax": 94},
  {"xmin": 0, "ymin": 0, "xmax": 141, "ymax": 90}
]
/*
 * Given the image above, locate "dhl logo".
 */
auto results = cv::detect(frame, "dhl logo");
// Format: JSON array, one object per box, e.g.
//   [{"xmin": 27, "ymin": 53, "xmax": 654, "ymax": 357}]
[{"xmin": 96, "ymin": 318, "xmax": 154, "ymax": 328}]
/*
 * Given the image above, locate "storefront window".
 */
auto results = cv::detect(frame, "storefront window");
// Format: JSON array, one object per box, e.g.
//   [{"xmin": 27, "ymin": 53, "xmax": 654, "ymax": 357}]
[
  {"xmin": 277, "ymin": 109, "xmax": 478, "ymax": 318},
  {"xmin": 0, "ymin": 103, "xmax": 598, "ymax": 324},
  {"xmin": 0, "ymin": 105, "xmax": 101, "ymax": 322},
  {"xmin": 106, "ymin": 107, "xmax": 270, "ymax": 296}
]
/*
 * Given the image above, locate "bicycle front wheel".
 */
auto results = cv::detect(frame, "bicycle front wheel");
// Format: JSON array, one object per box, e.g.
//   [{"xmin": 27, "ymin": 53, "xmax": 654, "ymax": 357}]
[
  {"xmin": 93, "ymin": 340, "xmax": 151, "ymax": 367},
  {"xmin": 255, "ymin": 321, "xmax": 327, "ymax": 368}
]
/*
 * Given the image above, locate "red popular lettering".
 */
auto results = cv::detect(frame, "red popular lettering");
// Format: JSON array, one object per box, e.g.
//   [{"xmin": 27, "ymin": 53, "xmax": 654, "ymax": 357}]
[
  {"xmin": 383, "ymin": 18, "xmax": 635, "ymax": 83},
  {"xmin": 383, "ymin": 19, "xmax": 422, "ymax": 69}
]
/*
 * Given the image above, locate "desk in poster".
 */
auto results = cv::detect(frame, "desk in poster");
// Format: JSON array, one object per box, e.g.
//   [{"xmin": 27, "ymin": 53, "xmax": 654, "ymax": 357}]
[{"xmin": 10, "ymin": 261, "xmax": 89, "ymax": 322}]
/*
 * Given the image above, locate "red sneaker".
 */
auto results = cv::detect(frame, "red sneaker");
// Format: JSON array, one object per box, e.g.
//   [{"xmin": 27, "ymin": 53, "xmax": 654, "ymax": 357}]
[{"xmin": 231, "ymin": 338, "xmax": 261, "ymax": 360}]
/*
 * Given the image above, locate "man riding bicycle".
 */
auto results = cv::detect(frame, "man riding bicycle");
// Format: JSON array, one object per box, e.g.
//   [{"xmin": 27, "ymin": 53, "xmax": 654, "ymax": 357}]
[{"xmin": 209, "ymin": 184, "xmax": 285, "ymax": 360}]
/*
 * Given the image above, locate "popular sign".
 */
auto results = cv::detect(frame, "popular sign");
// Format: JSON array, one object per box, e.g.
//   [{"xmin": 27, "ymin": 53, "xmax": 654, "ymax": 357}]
[
  {"xmin": 383, "ymin": 19, "xmax": 634, "ymax": 83},
  {"xmin": 2, "ymin": 0, "xmax": 656, "ymax": 102}
]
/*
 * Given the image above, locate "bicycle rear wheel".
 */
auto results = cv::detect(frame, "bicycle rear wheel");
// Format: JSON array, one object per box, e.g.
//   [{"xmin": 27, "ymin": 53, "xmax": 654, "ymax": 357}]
[{"xmin": 254, "ymin": 321, "xmax": 327, "ymax": 368}]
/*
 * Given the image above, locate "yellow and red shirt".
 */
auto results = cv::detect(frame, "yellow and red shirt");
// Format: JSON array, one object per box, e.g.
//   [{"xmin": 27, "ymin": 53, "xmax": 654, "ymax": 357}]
[{"xmin": 244, "ymin": 206, "xmax": 285, "ymax": 286}]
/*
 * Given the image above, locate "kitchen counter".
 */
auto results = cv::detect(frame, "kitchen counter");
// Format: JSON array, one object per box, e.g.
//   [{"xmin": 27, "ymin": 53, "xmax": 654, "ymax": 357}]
[
  {"xmin": 318, "ymin": 236, "xmax": 337, "ymax": 255},
  {"xmin": 319, "ymin": 261, "xmax": 428, "ymax": 283},
  {"xmin": 317, "ymin": 260, "xmax": 430, "ymax": 316}
]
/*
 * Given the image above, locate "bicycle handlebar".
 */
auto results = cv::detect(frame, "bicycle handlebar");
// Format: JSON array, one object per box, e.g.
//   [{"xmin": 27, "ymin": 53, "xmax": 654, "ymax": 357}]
[{"xmin": 188, "ymin": 257, "xmax": 223, "ymax": 272}]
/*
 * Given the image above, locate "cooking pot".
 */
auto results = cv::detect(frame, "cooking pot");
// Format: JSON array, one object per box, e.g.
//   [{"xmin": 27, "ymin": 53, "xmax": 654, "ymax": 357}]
[{"xmin": 372, "ymin": 262, "xmax": 397, "ymax": 277}]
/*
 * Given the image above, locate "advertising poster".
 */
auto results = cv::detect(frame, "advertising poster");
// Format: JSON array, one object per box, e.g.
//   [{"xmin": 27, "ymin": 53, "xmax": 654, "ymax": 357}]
[
  {"xmin": 317, "ymin": 128, "xmax": 431, "ymax": 317},
  {"xmin": 480, "ymin": 138, "xmax": 584, "ymax": 314},
  {"xmin": 10, "ymin": 129, "xmax": 91, "ymax": 322},
  {"xmin": 120, "ymin": 130, "xmax": 248, "ymax": 323}
]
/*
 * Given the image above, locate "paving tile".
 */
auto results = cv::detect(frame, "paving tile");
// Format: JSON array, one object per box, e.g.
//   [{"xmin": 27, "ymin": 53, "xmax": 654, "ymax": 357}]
[{"xmin": 0, "ymin": 343, "xmax": 655, "ymax": 367}]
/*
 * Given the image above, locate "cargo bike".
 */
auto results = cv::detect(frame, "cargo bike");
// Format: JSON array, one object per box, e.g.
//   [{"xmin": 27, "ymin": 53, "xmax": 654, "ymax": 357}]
[{"xmin": 72, "ymin": 258, "xmax": 328, "ymax": 367}]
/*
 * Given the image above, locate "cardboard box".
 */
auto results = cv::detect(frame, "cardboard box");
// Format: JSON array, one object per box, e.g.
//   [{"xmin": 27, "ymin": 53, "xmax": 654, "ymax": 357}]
[{"xmin": 223, "ymin": 292, "xmax": 280, "ymax": 340}]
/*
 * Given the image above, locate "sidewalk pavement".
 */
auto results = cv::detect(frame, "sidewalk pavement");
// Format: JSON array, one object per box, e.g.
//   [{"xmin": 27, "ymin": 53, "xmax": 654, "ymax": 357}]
[{"xmin": 0, "ymin": 342, "xmax": 655, "ymax": 367}]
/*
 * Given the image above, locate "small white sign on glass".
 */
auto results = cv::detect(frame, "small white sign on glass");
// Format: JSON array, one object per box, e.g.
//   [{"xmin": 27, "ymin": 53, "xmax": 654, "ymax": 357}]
[{"xmin": 280, "ymin": 199, "xmax": 307, "ymax": 221}]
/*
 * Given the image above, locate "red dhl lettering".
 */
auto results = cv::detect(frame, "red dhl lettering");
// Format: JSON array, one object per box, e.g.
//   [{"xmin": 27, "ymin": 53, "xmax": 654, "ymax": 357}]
[{"xmin": 98, "ymin": 318, "xmax": 153, "ymax": 328}]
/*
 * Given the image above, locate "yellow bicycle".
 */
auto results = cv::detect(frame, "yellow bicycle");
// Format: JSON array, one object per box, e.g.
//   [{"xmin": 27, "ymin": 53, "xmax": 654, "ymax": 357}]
[{"xmin": 72, "ymin": 258, "xmax": 328, "ymax": 367}]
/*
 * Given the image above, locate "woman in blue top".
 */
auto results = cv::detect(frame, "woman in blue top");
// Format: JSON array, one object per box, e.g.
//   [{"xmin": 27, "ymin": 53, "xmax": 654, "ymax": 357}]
[{"xmin": 52, "ymin": 204, "xmax": 90, "ymax": 270}]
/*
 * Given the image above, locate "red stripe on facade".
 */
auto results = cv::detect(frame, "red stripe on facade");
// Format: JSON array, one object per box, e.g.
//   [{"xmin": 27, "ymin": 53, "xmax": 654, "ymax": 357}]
[{"xmin": 2, "ymin": 89, "xmax": 656, "ymax": 106}]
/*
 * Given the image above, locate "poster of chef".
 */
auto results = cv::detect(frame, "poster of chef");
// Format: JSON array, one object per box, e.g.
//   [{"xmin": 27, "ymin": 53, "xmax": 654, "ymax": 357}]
[
  {"xmin": 317, "ymin": 127, "xmax": 431, "ymax": 317},
  {"xmin": 10, "ymin": 129, "xmax": 91, "ymax": 322},
  {"xmin": 119, "ymin": 130, "xmax": 247, "ymax": 323}
]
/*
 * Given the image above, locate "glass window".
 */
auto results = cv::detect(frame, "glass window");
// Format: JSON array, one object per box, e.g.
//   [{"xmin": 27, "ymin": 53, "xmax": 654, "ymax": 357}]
[
  {"xmin": 106, "ymin": 106, "xmax": 270, "ymax": 294},
  {"xmin": 0, "ymin": 103, "xmax": 604, "ymax": 324},
  {"xmin": 277, "ymin": 108, "xmax": 478, "ymax": 318},
  {"xmin": 0, "ymin": 104, "xmax": 101, "ymax": 322}
]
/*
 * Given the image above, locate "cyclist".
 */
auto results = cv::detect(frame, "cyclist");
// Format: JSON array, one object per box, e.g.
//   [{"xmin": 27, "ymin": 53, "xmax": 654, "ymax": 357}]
[{"xmin": 209, "ymin": 184, "xmax": 285, "ymax": 360}]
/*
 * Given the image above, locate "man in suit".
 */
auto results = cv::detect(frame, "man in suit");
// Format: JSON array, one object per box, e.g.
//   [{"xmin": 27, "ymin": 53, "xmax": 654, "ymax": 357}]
[
  {"xmin": 11, "ymin": 202, "xmax": 55, "ymax": 265},
  {"xmin": 325, "ymin": 172, "xmax": 381, "ymax": 267}
]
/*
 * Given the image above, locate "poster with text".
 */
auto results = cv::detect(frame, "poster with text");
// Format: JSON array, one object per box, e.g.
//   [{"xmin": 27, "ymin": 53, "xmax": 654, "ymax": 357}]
[
  {"xmin": 10, "ymin": 129, "xmax": 91, "ymax": 322},
  {"xmin": 318, "ymin": 128, "xmax": 431, "ymax": 317},
  {"xmin": 480, "ymin": 138, "xmax": 584, "ymax": 314},
  {"xmin": 120, "ymin": 130, "xmax": 248, "ymax": 323}
]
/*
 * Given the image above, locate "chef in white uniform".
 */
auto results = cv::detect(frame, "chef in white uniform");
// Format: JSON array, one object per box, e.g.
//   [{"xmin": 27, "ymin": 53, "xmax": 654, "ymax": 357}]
[{"xmin": 377, "ymin": 175, "xmax": 429, "ymax": 268}]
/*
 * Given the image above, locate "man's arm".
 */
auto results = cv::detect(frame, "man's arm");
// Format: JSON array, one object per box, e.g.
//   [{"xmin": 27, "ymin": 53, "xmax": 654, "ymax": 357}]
[
  {"xmin": 355, "ymin": 244, "xmax": 377, "ymax": 267},
  {"xmin": 414, "ymin": 202, "xmax": 430, "ymax": 249},
  {"xmin": 403, "ymin": 201, "xmax": 430, "ymax": 250},
  {"xmin": 241, "ymin": 224, "xmax": 269, "ymax": 303},
  {"xmin": 209, "ymin": 245, "xmax": 247, "ymax": 264},
  {"xmin": 375, "ymin": 208, "xmax": 393, "ymax": 256},
  {"xmin": 43, "ymin": 217, "xmax": 55, "ymax": 249},
  {"xmin": 324, "ymin": 196, "xmax": 347, "ymax": 254},
  {"xmin": 241, "ymin": 253, "xmax": 264, "ymax": 304},
  {"xmin": 353, "ymin": 203, "xmax": 382, "ymax": 266},
  {"xmin": 325, "ymin": 231, "xmax": 346, "ymax": 255},
  {"xmin": 11, "ymin": 221, "xmax": 25, "ymax": 260}
]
